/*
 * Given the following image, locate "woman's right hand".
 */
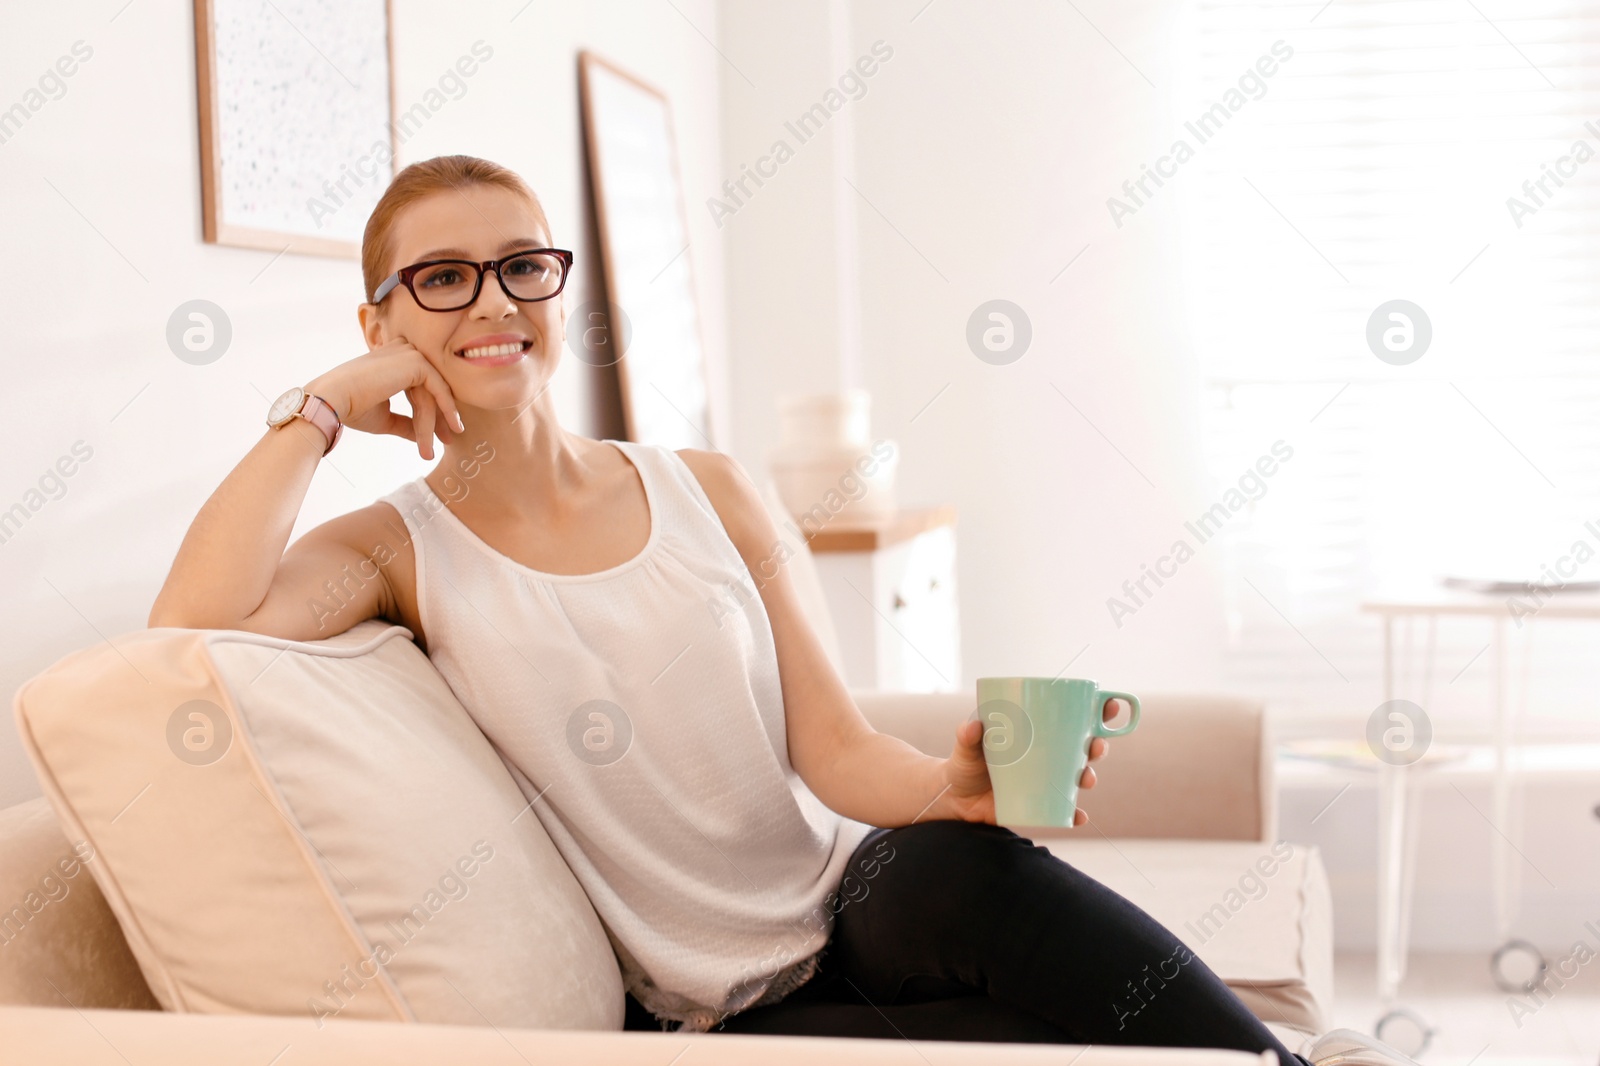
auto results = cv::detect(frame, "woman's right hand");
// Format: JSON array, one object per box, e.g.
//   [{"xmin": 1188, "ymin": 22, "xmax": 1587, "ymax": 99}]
[{"xmin": 304, "ymin": 338, "xmax": 466, "ymax": 461}]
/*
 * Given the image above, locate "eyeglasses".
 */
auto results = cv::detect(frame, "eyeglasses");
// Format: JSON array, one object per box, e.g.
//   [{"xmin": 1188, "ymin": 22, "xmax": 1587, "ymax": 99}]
[{"xmin": 372, "ymin": 248, "xmax": 574, "ymax": 312}]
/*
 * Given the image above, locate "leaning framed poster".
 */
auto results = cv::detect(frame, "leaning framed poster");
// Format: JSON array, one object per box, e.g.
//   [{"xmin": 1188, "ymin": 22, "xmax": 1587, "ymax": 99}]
[
  {"xmin": 578, "ymin": 50, "xmax": 714, "ymax": 449},
  {"xmin": 193, "ymin": 0, "xmax": 396, "ymax": 257}
]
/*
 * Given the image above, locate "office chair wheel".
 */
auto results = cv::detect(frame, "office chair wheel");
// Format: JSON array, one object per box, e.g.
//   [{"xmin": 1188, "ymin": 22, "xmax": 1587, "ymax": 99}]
[
  {"xmin": 1490, "ymin": 938, "xmax": 1547, "ymax": 994},
  {"xmin": 1373, "ymin": 1007, "xmax": 1434, "ymax": 1059}
]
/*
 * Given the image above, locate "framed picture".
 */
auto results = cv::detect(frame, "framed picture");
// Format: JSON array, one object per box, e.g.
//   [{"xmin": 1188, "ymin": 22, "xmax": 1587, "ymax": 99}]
[
  {"xmin": 578, "ymin": 51, "xmax": 714, "ymax": 449},
  {"xmin": 194, "ymin": 0, "xmax": 397, "ymax": 257}
]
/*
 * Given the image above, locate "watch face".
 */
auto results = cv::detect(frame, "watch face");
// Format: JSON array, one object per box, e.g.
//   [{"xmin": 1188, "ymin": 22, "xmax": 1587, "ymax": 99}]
[{"xmin": 268, "ymin": 387, "xmax": 305, "ymax": 425}]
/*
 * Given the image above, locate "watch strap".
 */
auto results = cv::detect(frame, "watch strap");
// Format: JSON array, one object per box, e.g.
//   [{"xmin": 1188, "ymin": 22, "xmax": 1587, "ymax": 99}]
[{"xmin": 295, "ymin": 393, "xmax": 343, "ymax": 456}]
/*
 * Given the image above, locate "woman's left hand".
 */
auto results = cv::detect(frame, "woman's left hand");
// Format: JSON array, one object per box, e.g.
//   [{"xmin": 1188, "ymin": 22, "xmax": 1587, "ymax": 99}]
[{"xmin": 938, "ymin": 700, "xmax": 1121, "ymax": 827}]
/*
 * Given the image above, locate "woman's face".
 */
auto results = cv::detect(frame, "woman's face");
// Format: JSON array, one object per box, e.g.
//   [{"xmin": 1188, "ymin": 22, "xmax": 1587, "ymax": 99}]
[{"xmin": 362, "ymin": 184, "xmax": 566, "ymax": 413}]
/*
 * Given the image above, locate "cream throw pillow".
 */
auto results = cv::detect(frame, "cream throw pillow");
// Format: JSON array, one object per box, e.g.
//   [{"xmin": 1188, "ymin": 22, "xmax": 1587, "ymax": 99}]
[{"xmin": 13, "ymin": 619, "xmax": 623, "ymax": 1030}]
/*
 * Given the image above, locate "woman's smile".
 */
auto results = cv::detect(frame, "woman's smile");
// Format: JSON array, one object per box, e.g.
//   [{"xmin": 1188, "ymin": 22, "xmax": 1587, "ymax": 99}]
[{"xmin": 454, "ymin": 332, "xmax": 533, "ymax": 365}]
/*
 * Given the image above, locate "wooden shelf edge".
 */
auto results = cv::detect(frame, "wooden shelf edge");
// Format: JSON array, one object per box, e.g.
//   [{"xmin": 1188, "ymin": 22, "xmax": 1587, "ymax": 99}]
[{"xmin": 797, "ymin": 505, "xmax": 957, "ymax": 553}]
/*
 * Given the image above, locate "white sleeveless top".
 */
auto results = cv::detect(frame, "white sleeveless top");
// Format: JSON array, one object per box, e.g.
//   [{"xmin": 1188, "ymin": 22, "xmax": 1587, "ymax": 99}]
[{"xmin": 377, "ymin": 440, "xmax": 876, "ymax": 1032}]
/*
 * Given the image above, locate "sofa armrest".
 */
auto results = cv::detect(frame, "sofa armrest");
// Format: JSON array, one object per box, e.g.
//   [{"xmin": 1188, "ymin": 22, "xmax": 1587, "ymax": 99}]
[
  {"xmin": 0, "ymin": 797, "xmax": 160, "ymax": 1011},
  {"xmin": 850, "ymin": 689, "xmax": 1275, "ymax": 842}
]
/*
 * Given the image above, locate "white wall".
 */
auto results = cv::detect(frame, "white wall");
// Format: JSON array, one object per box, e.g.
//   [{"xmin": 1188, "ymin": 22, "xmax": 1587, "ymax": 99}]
[
  {"xmin": 0, "ymin": 0, "xmax": 728, "ymax": 807},
  {"xmin": 717, "ymin": 0, "xmax": 1230, "ymax": 697}
]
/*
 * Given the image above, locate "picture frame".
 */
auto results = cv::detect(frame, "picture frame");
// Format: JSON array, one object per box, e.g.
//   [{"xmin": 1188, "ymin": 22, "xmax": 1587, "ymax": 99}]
[
  {"xmin": 578, "ymin": 50, "xmax": 714, "ymax": 449},
  {"xmin": 193, "ymin": 0, "xmax": 398, "ymax": 258}
]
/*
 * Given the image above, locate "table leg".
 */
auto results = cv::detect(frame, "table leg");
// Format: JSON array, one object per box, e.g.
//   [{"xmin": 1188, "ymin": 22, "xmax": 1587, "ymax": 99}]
[
  {"xmin": 1398, "ymin": 758, "xmax": 1424, "ymax": 973},
  {"xmin": 1491, "ymin": 615, "xmax": 1511, "ymax": 940},
  {"xmin": 1376, "ymin": 614, "xmax": 1407, "ymax": 1005},
  {"xmin": 1484, "ymin": 616, "xmax": 1550, "ymax": 993},
  {"xmin": 1377, "ymin": 761, "xmax": 1411, "ymax": 1004}
]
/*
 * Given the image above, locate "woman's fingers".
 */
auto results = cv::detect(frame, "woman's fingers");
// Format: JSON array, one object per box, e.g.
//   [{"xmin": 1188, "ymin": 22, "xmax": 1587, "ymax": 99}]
[
  {"xmin": 1073, "ymin": 808, "xmax": 1087, "ymax": 827},
  {"xmin": 1079, "ymin": 765, "xmax": 1097, "ymax": 790},
  {"xmin": 408, "ymin": 347, "xmax": 465, "ymax": 434},
  {"xmin": 370, "ymin": 400, "xmax": 415, "ymax": 441},
  {"xmin": 1087, "ymin": 700, "xmax": 1117, "ymax": 764},
  {"xmin": 431, "ymin": 402, "xmax": 455, "ymax": 445},
  {"xmin": 409, "ymin": 387, "xmax": 440, "ymax": 460}
]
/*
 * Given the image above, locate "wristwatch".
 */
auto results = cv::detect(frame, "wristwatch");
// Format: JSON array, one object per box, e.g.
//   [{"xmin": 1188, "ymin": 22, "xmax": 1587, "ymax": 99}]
[{"xmin": 266, "ymin": 386, "xmax": 343, "ymax": 456}]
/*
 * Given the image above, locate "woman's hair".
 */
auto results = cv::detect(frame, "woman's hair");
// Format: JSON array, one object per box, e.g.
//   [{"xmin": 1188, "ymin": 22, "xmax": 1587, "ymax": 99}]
[{"xmin": 361, "ymin": 154, "xmax": 549, "ymax": 303}]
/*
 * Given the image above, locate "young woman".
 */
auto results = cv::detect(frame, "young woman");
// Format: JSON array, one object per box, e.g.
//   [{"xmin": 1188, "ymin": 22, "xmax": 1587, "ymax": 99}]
[{"xmin": 150, "ymin": 155, "xmax": 1409, "ymax": 1066}]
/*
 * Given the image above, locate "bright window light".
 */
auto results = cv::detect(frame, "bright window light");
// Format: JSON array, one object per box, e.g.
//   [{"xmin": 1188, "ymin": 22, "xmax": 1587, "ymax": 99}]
[{"xmin": 1173, "ymin": 0, "xmax": 1600, "ymax": 731}]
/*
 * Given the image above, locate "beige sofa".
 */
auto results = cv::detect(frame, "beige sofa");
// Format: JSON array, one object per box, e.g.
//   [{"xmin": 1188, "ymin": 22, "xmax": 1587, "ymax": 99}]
[
  {"xmin": 3, "ymin": 674, "xmax": 1328, "ymax": 1064},
  {"xmin": 0, "ymin": 482, "xmax": 1330, "ymax": 1064}
]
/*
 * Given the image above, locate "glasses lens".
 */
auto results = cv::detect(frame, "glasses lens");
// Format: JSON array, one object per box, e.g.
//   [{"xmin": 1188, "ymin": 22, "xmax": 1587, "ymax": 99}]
[
  {"xmin": 412, "ymin": 261, "xmax": 480, "ymax": 309},
  {"xmin": 499, "ymin": 252, "xmax": 565, "ymax": 301}
]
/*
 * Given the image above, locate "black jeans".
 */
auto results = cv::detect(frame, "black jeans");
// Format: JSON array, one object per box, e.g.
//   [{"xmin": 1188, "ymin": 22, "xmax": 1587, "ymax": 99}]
[{"xmin": 623, "ymin": 821, "xmax": 1311, "ymax": 1066}]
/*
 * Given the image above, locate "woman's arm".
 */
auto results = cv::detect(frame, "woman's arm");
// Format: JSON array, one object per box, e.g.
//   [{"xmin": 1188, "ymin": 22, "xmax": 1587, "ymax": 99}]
[
  {"xmin": 676, "ymin": 449, "xmax": 1106, "ymax": 828},
  {"xmin": 149, "ymin": 405, "xmax": 353, "ymax": 630},
  {"xmin": 149, "ymin": 341, "xmax": 462, "ymax": 634}
]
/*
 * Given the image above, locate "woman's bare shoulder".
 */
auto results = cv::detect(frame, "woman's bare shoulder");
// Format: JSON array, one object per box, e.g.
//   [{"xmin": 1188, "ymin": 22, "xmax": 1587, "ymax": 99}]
[
  {"xmin": 343, "ymin": 496, "xmax": 425, "ymax": 650},
  {"xmin": 672, "ymin": 448, "xmax": 776, "ymax": 555}
]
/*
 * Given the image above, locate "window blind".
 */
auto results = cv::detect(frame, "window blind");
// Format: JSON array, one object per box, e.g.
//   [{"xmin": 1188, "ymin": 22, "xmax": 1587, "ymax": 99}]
[{"xmin": 1173, "ymin": 0, "xmax": 1600, "ymax": 736}]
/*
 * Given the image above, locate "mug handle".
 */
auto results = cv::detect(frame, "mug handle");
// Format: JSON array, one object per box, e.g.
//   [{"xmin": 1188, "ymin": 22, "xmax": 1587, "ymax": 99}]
[{"xmin": 1094, "ymin": 691, "xmax": 1141, "ymax": 738}]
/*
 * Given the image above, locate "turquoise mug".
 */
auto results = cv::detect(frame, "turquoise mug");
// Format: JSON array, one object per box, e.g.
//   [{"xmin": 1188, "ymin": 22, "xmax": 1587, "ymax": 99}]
[{"xmin": 974, "ymin": 677, "xmax": 1141, "ymax": 827}]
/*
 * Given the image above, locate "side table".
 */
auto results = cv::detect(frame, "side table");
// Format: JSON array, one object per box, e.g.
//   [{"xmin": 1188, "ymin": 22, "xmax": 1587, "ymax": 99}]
[{"xmin": 802, "ymin": 506, "xmax": 960, "ymax": 692}]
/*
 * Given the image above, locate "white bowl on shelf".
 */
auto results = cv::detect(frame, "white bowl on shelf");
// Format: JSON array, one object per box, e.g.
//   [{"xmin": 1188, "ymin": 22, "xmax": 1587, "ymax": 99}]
[{"xmin": 768, "ymin": 440, "xmax": 898, "ymax": 524}]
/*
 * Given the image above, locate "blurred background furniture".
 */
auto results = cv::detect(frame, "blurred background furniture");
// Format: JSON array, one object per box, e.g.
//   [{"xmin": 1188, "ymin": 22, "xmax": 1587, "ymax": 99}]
[
  {"xmin": 805, "ymin": 506, "xmax": 960, "ymax": 693},
  {"xmin": 1359, "ymin": 587, "xmax": 1600, "ymax": 1044}
]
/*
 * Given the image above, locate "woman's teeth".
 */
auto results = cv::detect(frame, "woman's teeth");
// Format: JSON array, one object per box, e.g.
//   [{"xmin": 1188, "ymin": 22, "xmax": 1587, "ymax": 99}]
[{"xmin": 460, "ymin": 342, "xmax": 524, "ymax": 359}]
